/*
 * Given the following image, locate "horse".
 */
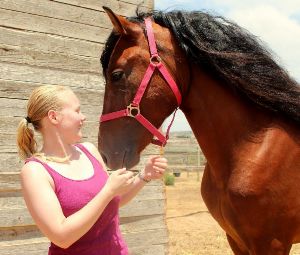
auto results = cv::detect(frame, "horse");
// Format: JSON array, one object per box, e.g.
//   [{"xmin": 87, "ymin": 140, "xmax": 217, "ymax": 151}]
[{"xmin": 98, "ymin": 7, "xmax": 300, "ymax": 255}]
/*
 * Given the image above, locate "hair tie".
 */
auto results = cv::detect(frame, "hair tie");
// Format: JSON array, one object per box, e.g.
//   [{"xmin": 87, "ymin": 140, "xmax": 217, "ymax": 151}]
[{"xmin": 25, "ymin": 116, "xmax": 32, "ymax": 124}]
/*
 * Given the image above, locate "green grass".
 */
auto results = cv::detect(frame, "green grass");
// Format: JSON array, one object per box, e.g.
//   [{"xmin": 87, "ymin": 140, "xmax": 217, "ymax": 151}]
[{"xmin": 164, "ymin": 173, "xmax": 175, "ymax": 186}]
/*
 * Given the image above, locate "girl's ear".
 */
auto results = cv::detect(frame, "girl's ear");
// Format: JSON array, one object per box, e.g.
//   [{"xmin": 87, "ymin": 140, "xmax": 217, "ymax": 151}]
[{"xmin": 48, "ymin": 110, "xmax": 59, "ymax": 124}]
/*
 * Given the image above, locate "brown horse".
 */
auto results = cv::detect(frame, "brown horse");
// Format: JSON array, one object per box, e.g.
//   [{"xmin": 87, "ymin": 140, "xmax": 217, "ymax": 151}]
[{"xmin": 98, "ymin": 7, "xmax": 300, "ymax": 255}]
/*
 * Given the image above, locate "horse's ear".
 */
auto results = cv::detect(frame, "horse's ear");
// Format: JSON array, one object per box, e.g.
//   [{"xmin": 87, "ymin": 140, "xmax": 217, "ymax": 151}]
[{"xmin": 103, "ymin": 6, "xmax": 129, "ymax": 35}]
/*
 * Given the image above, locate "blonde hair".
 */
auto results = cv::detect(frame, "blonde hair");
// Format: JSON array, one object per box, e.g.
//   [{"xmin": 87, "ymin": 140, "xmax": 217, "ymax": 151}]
[{"xmin": 17, "ymin": 85, "xmax": 72, "ymax": 160}]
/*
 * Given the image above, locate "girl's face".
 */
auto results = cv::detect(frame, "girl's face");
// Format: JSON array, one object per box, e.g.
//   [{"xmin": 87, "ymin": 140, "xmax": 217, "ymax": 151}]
[{"xmin": 56, "ymin": 91, "xmax": 86, "ymax": 144}]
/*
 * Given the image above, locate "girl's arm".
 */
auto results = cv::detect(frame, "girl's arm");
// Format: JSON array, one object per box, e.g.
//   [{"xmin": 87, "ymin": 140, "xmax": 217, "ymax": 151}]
[{"xmin": 21, "ymin": 162, "xmax": 134, "ymax": 249}]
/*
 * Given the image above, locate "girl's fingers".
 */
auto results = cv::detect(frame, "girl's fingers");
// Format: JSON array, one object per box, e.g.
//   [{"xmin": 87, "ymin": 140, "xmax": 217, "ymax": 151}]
[
  {"xmin": 154, "ymin": 157, "xmax": 167, "ymax": 162},
  {"xmin": 150, "ymin": 155, "xmax": 161, "ymax": 161},
  {"xmin": 153, "ymin": 166, "xmax": 166, "ymax": 173},
  {"xmin": 126, "ymin": 176, "xmax": 135, "ymax": 184},
  {"xmin": 115, "ymin": 168, "xmax": 127, "ymax": 175},
  {"xmin": 150, "ymin": 156, "xmax": 168, "ymax": 163},
  {"xmin": 153, "ymin": 162, "xmax": 167, "ymax": 168},
  {"xmin": 124, "ymin": 171, "xmax": 134, "ymax": 179}
]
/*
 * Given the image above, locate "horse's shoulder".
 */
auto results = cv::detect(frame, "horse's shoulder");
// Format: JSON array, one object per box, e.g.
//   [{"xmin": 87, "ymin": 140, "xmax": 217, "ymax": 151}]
[{"xmin": 227, "ymin": 164, "xmax": 273, "ymax": 198}]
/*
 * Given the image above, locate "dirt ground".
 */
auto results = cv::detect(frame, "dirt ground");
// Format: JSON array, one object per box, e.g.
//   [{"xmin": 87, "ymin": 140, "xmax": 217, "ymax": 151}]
[{"xmin": 165, "ymin": 171, "xmax": 300, "ymax": 255}]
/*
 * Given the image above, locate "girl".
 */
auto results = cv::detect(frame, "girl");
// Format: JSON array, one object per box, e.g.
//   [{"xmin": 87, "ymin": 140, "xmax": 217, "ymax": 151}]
[{"xmin": 17, "ymin": 85, "xmax": 167, "ymax": 255}]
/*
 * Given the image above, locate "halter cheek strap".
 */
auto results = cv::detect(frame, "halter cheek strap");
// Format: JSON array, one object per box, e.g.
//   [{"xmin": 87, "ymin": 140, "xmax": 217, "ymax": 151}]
[{"xmin": 100, "ymin": 17, "xmax": 182, "ymax": 147}]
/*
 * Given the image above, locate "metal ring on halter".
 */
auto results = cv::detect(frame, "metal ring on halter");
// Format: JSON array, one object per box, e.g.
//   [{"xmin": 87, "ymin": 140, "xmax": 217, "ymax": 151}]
[
  {"xmin": 127, "ymin": 104, "xmax": 140, "ymax": 118},
  {"xmin": 150, "ymin": 55, "xmax": 162, "ymax": 66}
]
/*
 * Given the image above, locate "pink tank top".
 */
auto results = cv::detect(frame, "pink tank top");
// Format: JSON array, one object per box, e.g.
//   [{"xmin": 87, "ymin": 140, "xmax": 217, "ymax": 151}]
[{"xmin": 25, "ymin": 144, "xmax": 128, "ymax": 255}]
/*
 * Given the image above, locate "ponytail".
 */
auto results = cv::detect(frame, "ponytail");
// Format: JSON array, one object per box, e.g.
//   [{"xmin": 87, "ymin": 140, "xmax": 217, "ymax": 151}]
[
  {"xmin": 16, "ymin": 85, "xmax": 71, "ymax": 161},
  {"xmin": 16, "ymin": 118, "xmax": 37, "ymax": 160}
]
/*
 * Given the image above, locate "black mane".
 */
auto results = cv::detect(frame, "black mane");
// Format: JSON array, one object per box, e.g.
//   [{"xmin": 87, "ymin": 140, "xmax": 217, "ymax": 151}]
[{"xmin": 101, "ymin": 10, "xmax": 300, "ymax": 124}]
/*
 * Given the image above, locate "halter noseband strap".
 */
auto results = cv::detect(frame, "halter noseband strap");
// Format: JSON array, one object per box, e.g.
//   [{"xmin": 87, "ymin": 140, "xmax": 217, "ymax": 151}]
[{"xmin": 100, "ymin": 17, "xmax": 182, "ymax": 147}]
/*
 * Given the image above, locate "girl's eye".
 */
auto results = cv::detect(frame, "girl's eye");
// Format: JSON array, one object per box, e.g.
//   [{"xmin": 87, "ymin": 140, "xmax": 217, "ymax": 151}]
[{"xmin": 111, "ymin": 71, "xmax": 124, "ymax": 82}]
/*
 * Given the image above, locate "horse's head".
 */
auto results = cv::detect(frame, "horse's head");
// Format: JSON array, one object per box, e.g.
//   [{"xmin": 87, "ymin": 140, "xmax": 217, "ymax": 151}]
[{"xmin": 98, "ymin": 7, "xmax": 188, "ymax": 170}]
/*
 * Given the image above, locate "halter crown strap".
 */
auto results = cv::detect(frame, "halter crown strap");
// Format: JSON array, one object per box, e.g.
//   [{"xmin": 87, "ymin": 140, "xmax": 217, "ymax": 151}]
[
  {"xmin": 144, "ymin": 18, "xmax": 182, "ymax": 105},
  {"xmin": 145, "ymin": 17, "xmax": 158, "ymax": 56},
  {"xmin": 100, "ymin": 17, "xmax": 183, "ymax": 147}
]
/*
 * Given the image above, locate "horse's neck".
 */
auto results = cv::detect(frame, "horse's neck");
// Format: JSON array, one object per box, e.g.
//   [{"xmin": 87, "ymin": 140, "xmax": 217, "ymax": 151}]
[{"xmin": 181, "ymin": 65, "xmax": 273, "ymax": 184}]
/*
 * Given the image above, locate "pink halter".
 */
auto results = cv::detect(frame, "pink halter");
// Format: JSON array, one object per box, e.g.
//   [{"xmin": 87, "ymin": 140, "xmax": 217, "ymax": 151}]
[{"xmin": 100, "ymin": 17, "xmax": 182, "ymax": 147}]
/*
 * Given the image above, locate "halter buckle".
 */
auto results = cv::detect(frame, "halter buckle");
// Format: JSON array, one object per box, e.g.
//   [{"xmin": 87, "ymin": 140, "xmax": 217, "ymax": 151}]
[
  {"xmin": 150, "ymin": 54, "xmax": 162, "ymax": 66},
  {"xmin": 127, "ymin": 104, "xmax": 140, "ymax": 118}
]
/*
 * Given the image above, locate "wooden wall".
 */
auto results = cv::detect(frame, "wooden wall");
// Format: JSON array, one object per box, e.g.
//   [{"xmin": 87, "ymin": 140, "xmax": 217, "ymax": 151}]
[{"xmin": 0, "ymin": 1, "xmax": 169, "ymax": 254}]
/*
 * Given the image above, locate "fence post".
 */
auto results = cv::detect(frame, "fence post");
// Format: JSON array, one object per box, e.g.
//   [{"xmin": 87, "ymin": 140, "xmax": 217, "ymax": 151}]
[{"xmin": 197, "ymin": 146, "xmax": 200, "ymax": 181}]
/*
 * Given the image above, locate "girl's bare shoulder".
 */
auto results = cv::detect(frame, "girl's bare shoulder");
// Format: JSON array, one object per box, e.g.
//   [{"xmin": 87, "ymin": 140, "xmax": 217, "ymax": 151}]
[{"xmin": 20, "ymin": 160, "xmax": 53, "ymax": 186}]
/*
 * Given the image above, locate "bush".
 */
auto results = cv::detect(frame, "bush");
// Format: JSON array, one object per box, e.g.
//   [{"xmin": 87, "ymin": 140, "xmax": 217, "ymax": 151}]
[{"xmin": 164, "ymin": 173, "xmax": 175, "ymax": 186}]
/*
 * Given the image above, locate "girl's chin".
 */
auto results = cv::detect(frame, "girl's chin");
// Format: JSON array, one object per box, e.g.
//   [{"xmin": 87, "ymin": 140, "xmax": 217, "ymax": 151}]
[
  {"xmin": 72, "ymin": 133, "xmax": 82, "ymax": 143},
  {"xmin": 76, "ymin": 134, "xmax": 82, "ymax": 141}
]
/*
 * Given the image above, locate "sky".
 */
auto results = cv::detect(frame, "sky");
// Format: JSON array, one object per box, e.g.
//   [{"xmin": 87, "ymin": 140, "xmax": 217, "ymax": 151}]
[{"xmin": 155, "ymin": 0, "xmax": 300, "ymax": 131}]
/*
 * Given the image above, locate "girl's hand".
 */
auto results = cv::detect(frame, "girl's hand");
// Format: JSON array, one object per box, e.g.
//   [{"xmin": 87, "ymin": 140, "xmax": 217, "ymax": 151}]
[
  {"xmin": 104, "ymin": 168, "xmax": 135, "ymax": 196},
  {"xmin": 142, "ymin": 156, "xmax": 168, "ymax": 182}
]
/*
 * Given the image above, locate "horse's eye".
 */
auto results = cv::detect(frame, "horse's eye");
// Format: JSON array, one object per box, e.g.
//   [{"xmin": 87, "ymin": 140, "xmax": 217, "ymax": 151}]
[{"xmin": 111, "ymin": 71, "xmax": 124, "ymax": 82}]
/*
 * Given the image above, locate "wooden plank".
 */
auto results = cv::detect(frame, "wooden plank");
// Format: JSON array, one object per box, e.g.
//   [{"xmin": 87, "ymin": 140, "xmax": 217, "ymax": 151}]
[
  {"xmin": 123, "ymin": 228, "xmax": 168, "ymax": 247},
  {"xmin": 0, "ymin": 0, "xmax": 111, "ymax": 28},
  {"xmin": 0, "ymin": 44, "xmax": 101, "ymax": 74},
  {"xmin": 0, "ymin": 208, "xmax": 33, "ymax": 227},
  {"xmin": 0, "ymin": 203, "xmax": 165, "ymax": 228},
  {"xmin": 0, "ymin": 0, "xmax": 153, "ymax": 27},
  {"xmin": 0, "ymin": 117, "xmax": 19, "ymax": 133},
  {"xmin": 0, "ymin": 225, "xmax": 41, "ymax": 241},
  {"xmin": 120, "ymin": 198, "xmax": 165, "ymax": 218},
  {"xmin": 129, "ymin": 244, "xmax": 166, "ymax": 255},
  {"xmin": 123, "ymin": 0, "xmax": 154, "ymax": 5},
  {"xmin": 0, "ymin": 215, "xmax": 165, "ymax": 241},
  {"xmin": 0, "ymin": 116, "xmax": 99, "ymax": 137},
  {"xmin": 0, "ymin": 98, "xmax": 100, "ymax": 120},
  {"xmin": 0, "ymin": 132, "xmax": 41, "ymax": 154},
  {"xmin": 0, "ymin": 194, "xmax": 165, "ymax": 226},
  {"xmin": 0, "ymin": 235, "xmax": 166, "ymax": 255},
  {"xmin": 0, "ymin": 8, "xmax": 109, "ymax": 43},
  {"xmin": 0, "ymin": 163, "xmax": 163, "ymax": 189},
  {"xmin": 0, "ymin": 133, "xmax": 97, "ymax": 153},
  {"xmin": 0, "ymin": 184, "xmax": 164, "ymax": 209},
  {"xmin": 0, "ymin": 118, "xmax": 100, "ymax": 141},
  {"xmin": 0, "ymin": 26, "xmax": 102, "ymax": 58},
  {"xmin": 0, "ymin": 98, "xmax": 26, "ymax": 118},
  {"xmin": 0, "ymin": 153, "xmax": 22, "ymax": 174},
  {"xmin": 0, "ymin": 173, "xmax": 20, "ymax": 192},
  {"xmin": 120, "ymin": 214, "xmax": 165, "ymax": 232},
  {"xmin": 0, "ymin": 62, "xmax": 104, "ymax": 91},
  {"xmin": 0, "ymin": 237, "xmax": 49, "ymax": 255},
  {"xmin": 52, "ymin": 0, "xmax": 153, "ymax": 16},
  {"xmin": 0, "ymin": 80, "xmax": 104, "ymax": 106}
]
